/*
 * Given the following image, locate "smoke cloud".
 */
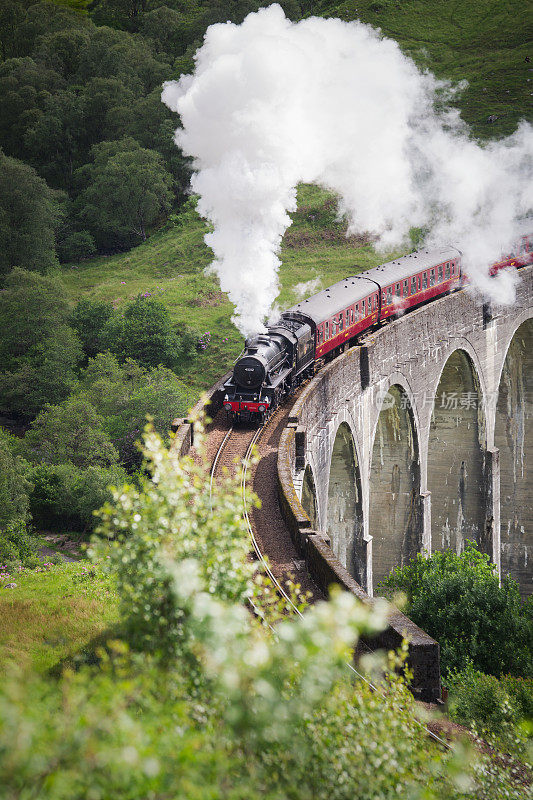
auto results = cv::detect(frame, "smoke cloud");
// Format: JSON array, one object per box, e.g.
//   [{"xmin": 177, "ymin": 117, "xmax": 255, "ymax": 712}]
[{"xmin": 162, "ymin": 4, "xmax": 533, "ymax": 335}]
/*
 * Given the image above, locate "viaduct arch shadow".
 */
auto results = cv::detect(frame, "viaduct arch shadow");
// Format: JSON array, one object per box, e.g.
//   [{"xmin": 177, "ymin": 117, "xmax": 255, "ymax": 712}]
[
  {"xmin": 495, "ymin": 319, "xmax": 533, "ymax": 598},
  {"xmin": 428, "ymin": 349, "xmax": 488, "ymax": 555},
  {"xmin": 369, "ymin": 384, "xmax": 421, "ymax": 587},
  {"xmin": 326, "ymin": 422, "xmax": 365, "ymax": 588},
  {"xmin": 301, "ymin": 463, "xmax": 319, "ymax": 531}
]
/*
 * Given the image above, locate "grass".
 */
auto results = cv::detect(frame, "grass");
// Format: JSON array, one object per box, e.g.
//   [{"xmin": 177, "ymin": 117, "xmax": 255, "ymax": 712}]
[
  {"xmin": 0, "ymin": 559, "xmax": 119, "ymax": 674},
  {"xmin": 316, "ymin": 0, "xmax": 532, "ymax": 139},
  {"xmin": 58, "ymin": 186, "xmax": 401, "ymax": 403}
]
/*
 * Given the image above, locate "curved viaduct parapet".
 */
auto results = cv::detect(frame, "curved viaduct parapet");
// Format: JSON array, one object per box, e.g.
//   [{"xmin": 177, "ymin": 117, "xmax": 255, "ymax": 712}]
[{"xmin": 278, "ymin": 266, "xmax": 532, "ymax": 694}]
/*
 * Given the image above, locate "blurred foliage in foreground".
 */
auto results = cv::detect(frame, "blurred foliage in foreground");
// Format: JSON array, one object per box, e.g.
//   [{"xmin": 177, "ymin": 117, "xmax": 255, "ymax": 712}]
[{"xmin": 0, "ymin": 422, "xmax": 529, "ymax": 798}]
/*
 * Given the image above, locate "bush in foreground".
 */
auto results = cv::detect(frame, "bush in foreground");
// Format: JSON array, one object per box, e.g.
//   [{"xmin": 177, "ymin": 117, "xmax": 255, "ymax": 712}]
[{"xmin": 0, "ymin": 426, "xmax": 528, "ymax": 798}]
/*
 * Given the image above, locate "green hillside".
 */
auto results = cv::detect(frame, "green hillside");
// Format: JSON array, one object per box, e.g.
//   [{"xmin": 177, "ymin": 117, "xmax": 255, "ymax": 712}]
[
  {"xmin": 316, "ymin": 0, "xmax": 532, "ymax": 139},
  {"xmin": 56, "ymin": 0, "xmax": 532, "ymax": 402},
  {"xmin": 58, "ymin": 185, "xmax": 399, "ymax": 399}
]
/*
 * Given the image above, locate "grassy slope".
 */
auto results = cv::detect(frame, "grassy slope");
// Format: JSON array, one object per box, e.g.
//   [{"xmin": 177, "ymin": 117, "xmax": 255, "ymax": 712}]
[
  {"xmin": 316, "ymin": 0, "xmax": 532, "ymax": 139},
  {"xmin": 0, "ymin": 560, "xmax": 118, "ymax": 673},
  {"xmin": 58, "ymin": 186, "xmax": 399, "ymax": 400},
  {"xmin": 57, "ymin": 0, "xmax": 532, "ymax": 401}
]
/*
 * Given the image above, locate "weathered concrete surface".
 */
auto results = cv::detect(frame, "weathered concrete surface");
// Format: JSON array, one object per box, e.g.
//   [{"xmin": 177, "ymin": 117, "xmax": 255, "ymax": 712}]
[
  {"xmin": 369, "ymin": 385, "xmax": 420, "ymax": 586},
  {"xmin": 428, "ymin": 350, "xmax": 488, "ymax": 556},
  {"xmin": 495, "ymin": 320, "xmax": 533, "ymax": 598},
  {"xmin": 283, "ymin": 267, "xmax": 532, "ymax": 597},
  {"xmin": 326, "ymin": 422, "xmax": 365, "ymax": 587}
]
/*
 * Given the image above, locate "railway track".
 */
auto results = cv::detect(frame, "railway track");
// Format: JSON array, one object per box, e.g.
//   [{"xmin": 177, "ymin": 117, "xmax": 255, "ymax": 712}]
[
  {"xmin": 208, "ymin": 406, "xmax": 303, "ymax": 622},
  {"xmin": 205, "ymin": 402, "xmax": 452, "ymax": 752}
]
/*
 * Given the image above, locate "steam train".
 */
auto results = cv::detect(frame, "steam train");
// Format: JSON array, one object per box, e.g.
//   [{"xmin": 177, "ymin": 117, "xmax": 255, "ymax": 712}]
[{"xmin": 223, "ymin": 234, "xmax": 533, "ymax": 421}]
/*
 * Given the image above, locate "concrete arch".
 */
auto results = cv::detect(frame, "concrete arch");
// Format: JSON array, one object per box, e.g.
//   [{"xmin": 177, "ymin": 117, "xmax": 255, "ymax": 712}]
[
  {"xmin": 369, "ymin": 384, "xmax": 421, "ymax": 587},
  {"xmin": 427, "ymin": 348, "xmax": 489, "ymax": 555},
  {"xmin": 371, "ymin": 371, "xmax": 422, "ymax": 446},
  {"xmin": 495, "ymin": 318, "xmax": 533, "ymax": 598},
  {"xmin": 326, "ymin": 421, "xmax": 365, "ymax": 586},
  {"xmin": 430, "ymin": 338, "xmax": 490, "ymax": 434},
  {"xmin": 301, "ymin": 462, "xmax": 319, "ymax": 531},
  {"xmin": 495, "ymin": 308, "xmax": 533, "ymax": 393}
]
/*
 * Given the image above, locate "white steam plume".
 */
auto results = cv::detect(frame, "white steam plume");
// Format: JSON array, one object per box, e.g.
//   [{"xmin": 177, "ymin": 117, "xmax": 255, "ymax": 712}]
[{"xmin": 162, "ymin": 4, "xmax": 533, "ymax": 335}]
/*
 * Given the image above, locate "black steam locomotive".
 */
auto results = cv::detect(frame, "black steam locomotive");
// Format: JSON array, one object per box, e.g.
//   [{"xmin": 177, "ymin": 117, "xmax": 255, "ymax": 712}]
[{"xmin": 223, "ymin": 314, "xmax": 314, "ymax": 420}]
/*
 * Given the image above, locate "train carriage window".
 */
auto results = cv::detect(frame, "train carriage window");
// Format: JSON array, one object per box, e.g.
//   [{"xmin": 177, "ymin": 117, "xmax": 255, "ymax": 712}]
[
  {"xmin": 445, "ymin": 262, "xmax": 450, "ymax": 279},
  {"xmin": 422, "ymin": 273, "xmax": 428, "ymax": 289},
  {"xmin": 430, "ymin": 269, "xmax": 435, "ymax": 286},
  {"xmin": 403, "ymin": 279, "xmax": 409, "ymax": 295},
  {"xmin": 438, "ymin": 264, "xmax": 443, "ymax": 281},
  {"xmin": 411, "ymin": 276, "xmax": 416, "ymax": 293},
  {"xmin": 346, "ymin": 309, "xmax": 349, "ymax": 326},
  {"xmin": 362, "ymin": 298, "xmax": 366, "ymax": 316},
  {"xmin": 451, "ymin": 262, "xmax": 455, "ymax": 275},
  {"xmin": 417, "ymin": 275, "xmax": 421, "ymax": 290},
  {"xmin": 332, "ymin": 320, "xmax": 337, "ymax": 336},
  {"xmin": 339, "ymin": 313, "xmax": 343, "ymax": 331},
  {"xmin": 325, "ymin": 321, "xmax": 329, "ymax": 339},
  {"xmin": 395, "ymin": 283, "xmax": 401, "ymax": 297},
  {"xmin": 386, "ymin": 286, "xmax": 392, "ymax": 304}
]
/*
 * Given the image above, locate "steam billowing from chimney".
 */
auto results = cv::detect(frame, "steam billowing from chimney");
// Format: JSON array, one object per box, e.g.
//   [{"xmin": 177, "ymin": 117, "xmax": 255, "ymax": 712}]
[{"xmin": 162, "ymin": 4, "xmax": 533, "ymax": 335}]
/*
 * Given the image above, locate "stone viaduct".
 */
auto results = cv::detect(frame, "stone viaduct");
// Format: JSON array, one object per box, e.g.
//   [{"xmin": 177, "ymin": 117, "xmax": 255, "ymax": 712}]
[{"xmin": 280, "ymin": 266, "xmax": 532, "ymax": 600}]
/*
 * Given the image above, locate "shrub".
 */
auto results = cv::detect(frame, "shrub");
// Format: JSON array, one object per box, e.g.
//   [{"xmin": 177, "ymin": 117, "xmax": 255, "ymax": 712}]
[
  {"xmin": 0, "ymin": 427, "xmax": 31, "ymax": 529},
  {"xmin": 58, "ymin": 231, "xmax": 96, "ymax": 262},
  {"xmin": 447, "ymin": 665, "xmax": 532, "ymax": 758},
  {"xmin": 99, "ymin": 294, "xmax": 181, "ymax": 370},
  {"xmin": 69, "ymin": 298, "xmax": 113, "ymax": 359},
  {"xmin": 0, "ymin": 519, "xmax": 40, "ymax": 569},
  {"xmin": 78, "ymin": 353, "xmax": 190, "ymax": 467},
  {"xmin": 379, "ymin": 542, "xmax": 533, "ymax": 678},
  {"xmin": 24, "ymin": 397, "xmax": 119, "ymax": 468},
  {"xmin": 0, "ymin": 269, "xmax": 82, "ymax": 417},
  {"xmin": 29, "ymin": 462, "xmax": 128, "ymax": 533}
]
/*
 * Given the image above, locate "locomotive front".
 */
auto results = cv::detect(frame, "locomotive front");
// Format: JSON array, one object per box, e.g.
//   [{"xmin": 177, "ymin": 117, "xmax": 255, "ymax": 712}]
[
  {"xmin": 223, "ymin": 333, "xmax": 288, "ymax": 420},
  {"xmin": 223, "ymin": 318, "xmax": 314, "ymax": 422}
]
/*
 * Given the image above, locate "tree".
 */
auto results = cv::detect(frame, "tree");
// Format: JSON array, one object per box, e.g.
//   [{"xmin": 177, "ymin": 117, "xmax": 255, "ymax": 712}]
[
  {"xmin": 24, "ymin": 396, "xmax": 119, "ymax": 468},
  {"xmin": 76, "ymin": 138, "xmax": 173, "ymax": 249},
  {"xmin": 0, "ymin": 325, "xmax": 83, "ymax": 417},
  {"xmin": 0, "ymin": 151, "xmax": 61, "ymax": 274},
  {"xmin": 0, "ymin": 269, "xmax": 82, "ymax": 416},
  {"xmin": 379, "ymin": 542, "xmax": 533, "ymax": 678},
  {"xmin": 139, "ymin": 6, "xmax": 186, "ymax": 56},
  {"xmin": 70, "ymin": 297, "xmax": 113, "ymax": 358},
  {"xmin": 79, "ymin": 352, "xmax": 189, "ymax": 465},
  {"xmin": 99, "ymin": 294, "xmax": 181, "ymax": 368},
  {"xmin": 0, "ymin": 427, "xmax": 31, "ymax": 529},
  {"xmin": 29, "ymin": 461, "xmax": 128, "ymax": 532}
]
